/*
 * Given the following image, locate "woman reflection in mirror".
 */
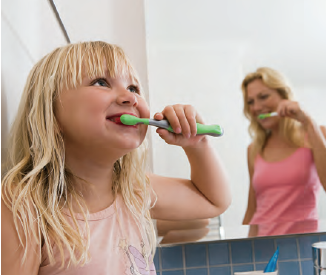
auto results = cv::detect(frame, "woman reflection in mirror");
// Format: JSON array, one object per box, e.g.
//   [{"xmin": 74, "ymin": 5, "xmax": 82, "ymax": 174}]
[{"xmin": 241, "ymin": 67, "xmax": 326, "ymax": 237}]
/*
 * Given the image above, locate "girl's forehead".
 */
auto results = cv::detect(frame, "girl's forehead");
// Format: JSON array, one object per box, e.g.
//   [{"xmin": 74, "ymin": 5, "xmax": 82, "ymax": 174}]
[{"xmin": 80, "ymin": 61, "xmax": 138, "ymax": 82}]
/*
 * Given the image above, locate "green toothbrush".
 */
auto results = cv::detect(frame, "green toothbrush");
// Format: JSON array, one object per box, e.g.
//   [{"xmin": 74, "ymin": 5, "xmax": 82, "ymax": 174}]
[
  {"xmin": 120, "ymin": 114, "xmax": 223, "ymax": 137},
  {"xmin": 258, "ymin": 112, "xmax": 278, "ymax": 119}
]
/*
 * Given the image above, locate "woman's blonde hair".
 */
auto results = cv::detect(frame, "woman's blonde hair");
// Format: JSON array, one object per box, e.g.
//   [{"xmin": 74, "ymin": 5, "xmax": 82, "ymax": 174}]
[
  {"xmin": 241, "ymin": 67, "xmax": 304, "ymax": 158},
  {"xmin": 1, "ymin": 41, "xmax": 156, "ymax": 267}
]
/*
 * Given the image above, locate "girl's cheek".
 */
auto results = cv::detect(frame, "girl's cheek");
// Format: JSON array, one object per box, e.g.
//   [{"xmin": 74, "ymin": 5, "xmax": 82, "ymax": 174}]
[{"xmin": 140, "ymin": 101, "xmax": 150, "ymax": 117}]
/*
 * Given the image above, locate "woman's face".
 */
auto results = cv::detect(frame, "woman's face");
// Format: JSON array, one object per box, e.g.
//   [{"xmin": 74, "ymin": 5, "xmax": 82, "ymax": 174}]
[
  {"xmin": 55, "ymin": 70, "xmax": 150, "ymax": 155},
  {"xmin": 246, "ymin": 78, "xmax": 283, "ymax": 130}
]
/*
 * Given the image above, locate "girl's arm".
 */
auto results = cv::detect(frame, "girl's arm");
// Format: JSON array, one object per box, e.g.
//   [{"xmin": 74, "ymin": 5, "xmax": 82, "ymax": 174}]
[
  {"xmin": 150, "ymin": 104, "xmax": 231, "ymax": 220},
  {"xmin": 1, "ymin": 199, "xmax": 40, "ymax": 275}
]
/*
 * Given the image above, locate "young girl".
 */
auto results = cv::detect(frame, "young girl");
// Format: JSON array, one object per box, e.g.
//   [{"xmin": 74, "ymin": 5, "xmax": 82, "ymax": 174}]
[
  {"xmin": 241, "ymin": 67, "xmax": 326, "ymax": 237},
  {"xmin": 1, "ymin": 41, "xmax": 231, "ymax": 275}
]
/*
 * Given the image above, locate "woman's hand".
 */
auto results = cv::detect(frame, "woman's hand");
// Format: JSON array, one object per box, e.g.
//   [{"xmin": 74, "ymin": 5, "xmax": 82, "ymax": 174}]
[
  {"xmin": 277, "ymin": 100, "xmax": 311, "ymax": 126},
  {"xmin": 153, "ymin": 104, "xmax": 207, "ymax": 148}
]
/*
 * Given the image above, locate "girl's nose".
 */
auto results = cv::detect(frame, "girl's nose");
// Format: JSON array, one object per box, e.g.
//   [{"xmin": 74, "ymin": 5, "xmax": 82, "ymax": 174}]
[{"xmin": 117, "ymin": 89, "xmax": 138, "ymax": 106}]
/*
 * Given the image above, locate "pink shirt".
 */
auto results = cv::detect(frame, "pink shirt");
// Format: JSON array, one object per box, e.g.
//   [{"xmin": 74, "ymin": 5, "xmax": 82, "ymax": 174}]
[
  {"xmin": 39, "ymin": 195, "xmax": 156, "ymax": 275},
  {"xmin": 250, "ymin": 147, "xmax": 321, "ymax": 236}
]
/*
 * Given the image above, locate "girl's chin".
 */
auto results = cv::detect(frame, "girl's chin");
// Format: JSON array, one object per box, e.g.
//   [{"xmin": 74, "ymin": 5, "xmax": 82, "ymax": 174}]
[{"xmin": 118, "ymin": 139, "xmax": 144, "ymax": 150}]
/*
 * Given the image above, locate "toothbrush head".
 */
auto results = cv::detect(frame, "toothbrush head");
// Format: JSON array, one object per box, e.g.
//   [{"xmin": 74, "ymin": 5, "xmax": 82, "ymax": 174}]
[
  {"xmin": 120, "ymin": 114, "xmax": 140, "ymax": 125},
  {"xmin": 258, "ymin": 112, "xmax": 278, "ymax": 120},
  {"xmin": 258, "ymin": 113, "xmax": 269, "ymax": 119}
]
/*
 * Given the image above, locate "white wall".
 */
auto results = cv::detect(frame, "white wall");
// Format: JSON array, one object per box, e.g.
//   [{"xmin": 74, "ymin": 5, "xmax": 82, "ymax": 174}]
[{"xmin": 1, "ymin": 0, "xmax": 67, "ymax": 163}]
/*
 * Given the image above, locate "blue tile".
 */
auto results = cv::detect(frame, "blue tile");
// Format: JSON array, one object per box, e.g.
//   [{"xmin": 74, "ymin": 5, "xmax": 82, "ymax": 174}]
[
  {"xmin": 154, "ymin": 250, "xmax": 160, "ymax": 270},
  {"xmin": 255, "ymin": 262, "xmax": 268, "ymax": 271},
  {"xmin": 162, "ymin": 270, "xmax": 184, "ymax": 275},
  {"xmin": 253, "ymin": 238, "xmax": 275, "ymax": 262},
  {"xmin": 276, "ymin": 237, "xmax": 298, "ymax": 260},
  {"xmin": 298, "ymin": 235, "xmax": 319, "ymax": 259},
  {"xmin": 278, "ymin": 261, "xmax": 300, "ymax": 275},
  {"xmin": 185, "ymin": 243, "xmax": 207, "ymax": 267},
  {"xmin": 185, "ymin": 268, "xmax": 208, "ymax": 275},
  {"xmin": 320, "ymin": 234, "xmax": 326, "ymax": 241},
  {"xmin": 233, "ymin": 264, "xmax": 254, "ymax": 272},
  {"xmin": 208, "ymin": 242, "xmax": 229, "ymax": 265},
  {"xmin": 209, "ymin": 266, "xmax": 231, "ymax": 275},
  {"xmin": 231, "ymin": 240, "xmax": 253, "ymax": 264},
  {"xmin": 301, "ymin": 260, "xmax": 314, "ymax": 275},
  {"xmin": 161, "ymin": 246, "xmax": 183, "ymax": 269}
]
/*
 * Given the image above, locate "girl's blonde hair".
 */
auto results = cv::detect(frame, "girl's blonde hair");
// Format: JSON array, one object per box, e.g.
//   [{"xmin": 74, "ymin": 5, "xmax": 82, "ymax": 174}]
[
  {"xmin": 241, "ymin": 67, "xmax": 304, "ymax": 158},
  {"xmin": 2, "ymin": 41, "xmax": 156, "ymax": 267}
]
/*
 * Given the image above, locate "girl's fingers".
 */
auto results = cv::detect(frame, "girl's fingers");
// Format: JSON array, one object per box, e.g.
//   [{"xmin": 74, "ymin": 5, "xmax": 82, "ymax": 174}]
[
  {"xmin": 154, "ymin": 112, "xmax": 164, "ymax": 120},
  {"xmin": 162, "ymin": 105, "xmax": 181, "ymax": 134},
  {"xmin": 157, "ymin": 104, "xmax": 202, "ymax": 140},
  {"xmin": 184, "ymin": 105, "xmax": 198, "ymax": 137},
  {"xmin": 174, "ymin": 106, "xmax": 191, "ymax": 138},
  {"xmin": 156, "ymin": 128, "xmax": 176, "ymax": 144}
]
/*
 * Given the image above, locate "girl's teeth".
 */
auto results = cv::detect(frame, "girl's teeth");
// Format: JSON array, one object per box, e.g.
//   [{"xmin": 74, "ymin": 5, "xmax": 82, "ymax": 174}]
[{"xmin": 108, "ymin": 117, "xmax": 121, "ymax": 123}]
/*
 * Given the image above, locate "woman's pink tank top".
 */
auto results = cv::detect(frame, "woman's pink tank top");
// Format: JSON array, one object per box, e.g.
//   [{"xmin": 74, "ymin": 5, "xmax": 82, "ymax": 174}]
[
  {"xmin": 250, "ymin": 147, "xmax": 321, "ymax": 236},
  {"xmin": 38, "ymin": 194, "xmax": 156, "ymax": 275}
]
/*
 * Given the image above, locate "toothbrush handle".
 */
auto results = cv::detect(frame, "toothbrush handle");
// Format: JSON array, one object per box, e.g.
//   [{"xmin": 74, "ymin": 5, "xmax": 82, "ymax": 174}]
[
  {"xmin": 149, "ymin": 119, "xmax": 223, "ymax": 137},
  {"xmin": 196, "ymin": 123, "xmax": 224, "ymax": 137}
]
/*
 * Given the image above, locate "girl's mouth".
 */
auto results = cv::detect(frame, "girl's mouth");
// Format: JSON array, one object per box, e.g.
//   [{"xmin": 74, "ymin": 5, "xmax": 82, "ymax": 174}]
[
  {"xmin": 106, "ymin": 115, "xmax": 137, "ymax": 128},
  {"xmin": 107, "ymin": 116, "xmax": 122, "ymax": 124}
]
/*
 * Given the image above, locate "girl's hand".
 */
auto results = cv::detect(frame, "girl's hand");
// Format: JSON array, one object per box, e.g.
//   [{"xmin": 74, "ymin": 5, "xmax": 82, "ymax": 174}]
[
  {"xmin": 154, "ymin": 104, "xmax": 207, "ymax": 148},
  {"xmin": 277, "ymin": 100, "xmax": 311, "ymax": 126}
]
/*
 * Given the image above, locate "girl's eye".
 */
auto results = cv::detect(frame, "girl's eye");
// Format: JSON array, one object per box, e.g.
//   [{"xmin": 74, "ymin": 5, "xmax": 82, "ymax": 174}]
[
  {"xmin": 127, "ymin": 85, "xmax": 140, "ymax": 94},
  {"xmin": 92, "ymin": 78, "xmax": 109, "ymax": 87},
  {"xmin": 247, "ymin": 100, "xmax": 254, "ymax": 105}
]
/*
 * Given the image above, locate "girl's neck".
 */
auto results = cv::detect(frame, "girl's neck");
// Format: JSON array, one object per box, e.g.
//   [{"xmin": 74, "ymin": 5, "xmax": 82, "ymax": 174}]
[{"xmin": 65, "ymin": 152, "xmax": 118, "ymax": 213}]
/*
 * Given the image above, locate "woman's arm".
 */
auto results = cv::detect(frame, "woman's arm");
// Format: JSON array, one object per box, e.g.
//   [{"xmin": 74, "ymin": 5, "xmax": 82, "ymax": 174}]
[
  {"xmin": 1, "ymin": 199, "xmax": 40, "ymax": 275},
  {"xmin": 242, "ymin": 145, "xmax": 258, "ymax": 237},
  {"xmin": 304, "ymin": 120, "xmax": 326, "ymax": 191},
  {"xmin": 248, "ymin": 225, "xmax": 258, "ymax": 237},
  {"xmin": 150, "ymin": 105, "xmax": 231, "ymax": 220},
  {"xmin": 277, "ymin": 100, "xmax": 326, "ymax": 191},
  {"xmin": 242, "ymin": 144, "xmax": 257, "ymax": 224}
]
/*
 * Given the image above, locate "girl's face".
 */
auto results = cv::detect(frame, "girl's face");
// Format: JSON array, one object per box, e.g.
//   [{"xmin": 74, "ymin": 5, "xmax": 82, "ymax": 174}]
[
  {"xmin": 55, "ymin": 71, "xmax": 150, "ymax": 155},
  {"xmin": 246, "ymin": 79, "xmax": 283, "ymax": 130}
]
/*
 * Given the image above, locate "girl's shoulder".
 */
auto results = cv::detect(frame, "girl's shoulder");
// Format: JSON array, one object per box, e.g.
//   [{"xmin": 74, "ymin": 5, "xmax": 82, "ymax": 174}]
[{"xmin": 1, "ymin": 198, "xmax": 41, "ymax": 274}]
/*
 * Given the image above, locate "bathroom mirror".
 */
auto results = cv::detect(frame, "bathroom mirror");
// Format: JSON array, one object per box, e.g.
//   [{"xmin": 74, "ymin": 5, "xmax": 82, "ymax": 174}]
[{"xmin": 145, "ymin": 0, "xmax": 326, "ymax": 244}]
